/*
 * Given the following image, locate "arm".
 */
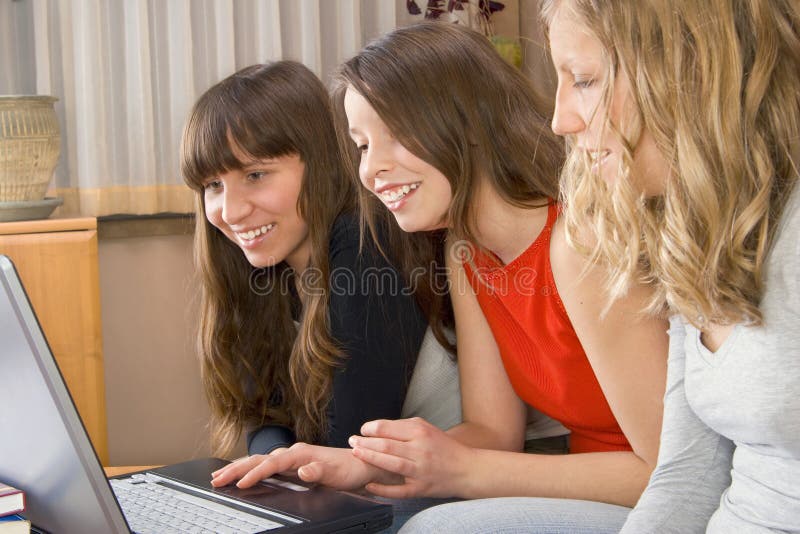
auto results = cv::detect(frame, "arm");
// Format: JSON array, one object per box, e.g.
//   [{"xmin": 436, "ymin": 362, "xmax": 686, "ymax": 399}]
[
  {"xmin": 350, "ymin": 223, "xmax": 669, "ymax": 506},
  {"xmin": 241, "ymin": 218, "xmax": 426, "ymax": 456},
  {"xmin": 442, "ymin": 239, "xmax": 528, "ymax": 450},
  {"xmin": 543, "ymin": 218, "xmax": 669, "ymax": 504},
  {"xmin": 209, "ymin": 217, "xmax": 426, "ymax": 489},
  {"xmin": 211, "ymin": 442, "xmax": 395, "ymax": 490},
  {"xmin": 620, "ymin": 317, "xmax": 734, "ymax": 533},
  {"xmin": 323, "ymin": 215, "xmax": 428, "ymax": 447}
]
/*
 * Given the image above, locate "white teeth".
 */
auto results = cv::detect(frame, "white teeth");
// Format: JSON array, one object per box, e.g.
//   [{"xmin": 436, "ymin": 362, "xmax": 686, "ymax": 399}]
[
  {"xmin": 380, "ymin": 183, "xmax": 420, "ymax": 203},
  {"xmin": 238, "ymin": 224, "xmax": 274, "ymax": 241}
]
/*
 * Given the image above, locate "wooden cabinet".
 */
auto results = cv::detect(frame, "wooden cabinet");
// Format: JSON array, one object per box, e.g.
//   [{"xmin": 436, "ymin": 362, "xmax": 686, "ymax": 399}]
[{"xmin": 0, "ymin": 217, "xmax": 108, "ymax": 464}]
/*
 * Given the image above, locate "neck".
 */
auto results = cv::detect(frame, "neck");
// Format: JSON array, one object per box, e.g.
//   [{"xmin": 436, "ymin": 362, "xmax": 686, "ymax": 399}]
[
  {"xmin": 471, "ymin": 182, "xmax": 550, "ymax": 265},
  {"xmin": 285, "ymin": 237, "xmax": 312, "ymax": 276}
]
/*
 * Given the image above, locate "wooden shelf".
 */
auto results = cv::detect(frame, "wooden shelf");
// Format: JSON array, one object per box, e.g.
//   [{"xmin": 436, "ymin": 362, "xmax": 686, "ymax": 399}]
[{"xmin": 0, "ymin": 217, "xmax": 96, "ymax": 235}]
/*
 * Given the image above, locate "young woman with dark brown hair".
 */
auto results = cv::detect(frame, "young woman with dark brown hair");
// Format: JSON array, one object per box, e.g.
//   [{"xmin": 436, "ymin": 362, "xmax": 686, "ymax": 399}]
[{"xmin": 180, "ymin": 60, "xmax": 460, "ymax": 460}]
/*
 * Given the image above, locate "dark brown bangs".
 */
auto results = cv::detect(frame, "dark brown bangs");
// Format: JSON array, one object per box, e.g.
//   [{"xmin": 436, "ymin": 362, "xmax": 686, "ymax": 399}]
[
  {"xmin": 181, "ymin": 95, "xmax": 246, "ymax": 191},
  {"xmin": 181, "ymin": 64, "xmax": 301, "ymax": 191}
]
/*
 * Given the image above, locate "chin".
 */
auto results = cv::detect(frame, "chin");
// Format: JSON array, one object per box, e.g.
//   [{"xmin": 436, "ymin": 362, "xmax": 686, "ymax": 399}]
[
  {"xmin": 243, "ymin": 253, "xmax": 281, "ymax": 269},
  {"xmin": 394, "ymin": 217, "xmax": 430, "ymax": 234}
]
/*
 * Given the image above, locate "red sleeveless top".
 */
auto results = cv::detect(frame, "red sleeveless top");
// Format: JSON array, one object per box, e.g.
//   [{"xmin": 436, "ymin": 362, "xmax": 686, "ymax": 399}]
[{"xmin": 463, "ymin": 202, "xmax": 631, "ymax": 453}]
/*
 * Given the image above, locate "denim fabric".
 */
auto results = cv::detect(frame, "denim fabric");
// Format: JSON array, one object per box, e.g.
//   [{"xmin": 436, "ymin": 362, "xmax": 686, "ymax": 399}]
[
  {"xmin": 398, "ymin": 497, "xmax": 630, "ymax": 534},
  {"xmin": 375, "ymin": 496, "xmax": 462, "ymax": 533}
]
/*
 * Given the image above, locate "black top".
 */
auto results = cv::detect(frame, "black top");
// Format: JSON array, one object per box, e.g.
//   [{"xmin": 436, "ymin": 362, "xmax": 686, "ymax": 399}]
[{"xmin": 247, "ymin": 214, "xmax": 428, "ymax": 454}]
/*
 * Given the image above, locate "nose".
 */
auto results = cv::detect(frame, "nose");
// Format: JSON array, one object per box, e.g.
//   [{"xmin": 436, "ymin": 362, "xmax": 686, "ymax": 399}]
[
  {"xmin": 551, "ymin": 86, "xmax": 585, "ymax": 137},
  {"xmin": 221, "ymin": 182, "xmax": 252, "ymax": 225},
  {"xmin": 360, "ymin": 139, "xmax": 393, "ymax": 188}
]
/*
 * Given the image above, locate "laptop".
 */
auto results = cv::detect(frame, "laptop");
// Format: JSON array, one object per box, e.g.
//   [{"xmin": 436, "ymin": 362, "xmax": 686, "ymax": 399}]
[{"xmin": 0, "ymin": 255, "xmax": 392, "ymax": 533}]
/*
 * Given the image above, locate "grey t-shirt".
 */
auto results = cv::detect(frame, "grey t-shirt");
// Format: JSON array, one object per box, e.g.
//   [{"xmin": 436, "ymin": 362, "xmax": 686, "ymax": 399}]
[{"xmin": 622, "ymin": 187, "xmax": 800, "ymax": 533}]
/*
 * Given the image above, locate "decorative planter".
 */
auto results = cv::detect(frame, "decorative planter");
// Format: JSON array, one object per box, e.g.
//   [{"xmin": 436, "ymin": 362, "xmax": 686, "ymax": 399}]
[{"xmin": 0, "ymin": 95, "xmax": 61, "ymax": 202}]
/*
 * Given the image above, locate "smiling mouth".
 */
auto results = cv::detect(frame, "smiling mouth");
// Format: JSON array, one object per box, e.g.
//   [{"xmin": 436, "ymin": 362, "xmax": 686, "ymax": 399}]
[
  {"xmin": 378, "ymin": 182, "xmax": 420, "ymax": 203},
  {"xmin": 236, "ymin": 223, "xmax": 275, "ymax": 242}
]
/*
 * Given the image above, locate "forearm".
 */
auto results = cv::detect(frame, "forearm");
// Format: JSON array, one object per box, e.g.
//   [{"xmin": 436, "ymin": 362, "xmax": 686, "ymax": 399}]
[
  {"xmin": 326, "ymin": 216, "xmax": 428, "ymax": 447},
  {"xmin": 446, "ymin": 420, "xmax": 524, "ymax": 452},
  {"xmin": 460, "ymin": 447, "xmax": 651, "ymax": 507}
]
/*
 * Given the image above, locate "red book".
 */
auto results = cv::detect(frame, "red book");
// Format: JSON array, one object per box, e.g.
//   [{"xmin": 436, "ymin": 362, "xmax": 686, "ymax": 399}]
[{"xmin": 0, "ymin": 483, "xmax": 24, "ymax": 518}]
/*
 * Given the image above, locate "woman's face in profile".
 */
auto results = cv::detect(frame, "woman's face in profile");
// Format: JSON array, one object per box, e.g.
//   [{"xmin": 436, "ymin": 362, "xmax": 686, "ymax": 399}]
[
  {"xmin": 343, "ymin": 87, "xmax": 453, "ymax": 233},
  {"xmin": 548, "ymin": 8, "xmax": 668, "ymax": 196}
]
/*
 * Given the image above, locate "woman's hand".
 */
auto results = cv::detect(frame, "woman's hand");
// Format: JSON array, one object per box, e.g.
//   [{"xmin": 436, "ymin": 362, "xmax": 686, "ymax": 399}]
[
  {"xmin": 210, "ymin": 443, "xmax": 393, "ymax": 490},
  {"xmin": 350, "ymin": 417, "xmax": 477, "ymax": 499}
]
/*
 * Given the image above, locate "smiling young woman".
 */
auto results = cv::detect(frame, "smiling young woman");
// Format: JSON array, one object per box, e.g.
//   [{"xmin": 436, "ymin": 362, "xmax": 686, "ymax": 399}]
[
  {"xmin": 180, "ymin": 61, "xmax": 461, "ymax": 465},
  {"xmin": 541, "ymin": 0, "xmax": 800, "ymax": 532}
]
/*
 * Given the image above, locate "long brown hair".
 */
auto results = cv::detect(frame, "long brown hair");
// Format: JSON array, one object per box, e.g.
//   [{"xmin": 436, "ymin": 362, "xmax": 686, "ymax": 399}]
[
  {"xmin": 181, "ymin": 62, "xmax": 356, "ymax": 455},
  {"xmin": 331, "ymin": 22, "xmax": 564, "ymax": 345},
  {"xmin": 541, "ymin": 0, "xmax": 800, "ymax": 326}
]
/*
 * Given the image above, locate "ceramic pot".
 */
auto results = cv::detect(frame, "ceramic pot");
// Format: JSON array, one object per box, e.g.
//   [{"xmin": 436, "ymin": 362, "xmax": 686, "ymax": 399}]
[{"xmin": 0, "ymin": 95, "xmax": 61, "ymax": 202}]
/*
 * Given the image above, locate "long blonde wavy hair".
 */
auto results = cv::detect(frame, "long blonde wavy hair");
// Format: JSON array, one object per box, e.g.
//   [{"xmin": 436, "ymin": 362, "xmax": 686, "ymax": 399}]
[
  {"xmin": 542, "ymin": 0, "xmax": 800, "ymax": 327},
  {"xmin": 181, "ymin": 62, "xmax": 355, "ymax": 455}
]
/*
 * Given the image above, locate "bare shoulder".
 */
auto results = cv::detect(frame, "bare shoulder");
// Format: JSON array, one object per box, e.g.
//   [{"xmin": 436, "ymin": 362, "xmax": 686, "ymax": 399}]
[{"xmin": 550, "ymin": 217, "xmax": 657, "ymax": 318}]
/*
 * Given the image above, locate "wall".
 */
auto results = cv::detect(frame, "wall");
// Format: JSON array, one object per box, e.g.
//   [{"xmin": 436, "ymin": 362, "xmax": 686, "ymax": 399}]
[
  {"xmin": 520, "ymin": 0, "xmax": 556, "ymax": 98},
  {"xmin": 397, "ymin": 0, "xmax": 555, "ymax": 99},
  {"xmin": 98, "ymin": 228, "xmax": 219, "ymax": 466}
]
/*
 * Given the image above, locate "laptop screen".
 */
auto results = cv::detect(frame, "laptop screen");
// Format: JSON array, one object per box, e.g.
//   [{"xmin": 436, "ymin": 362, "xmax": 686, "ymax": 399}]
[{"xmin": 0, "ymin": 255, "xmax": 130, "ymax": 532}]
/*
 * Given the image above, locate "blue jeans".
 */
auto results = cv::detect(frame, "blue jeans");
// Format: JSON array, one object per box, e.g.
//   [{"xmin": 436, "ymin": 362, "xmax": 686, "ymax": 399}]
[
  {"xmin": 398, "ymin": 497, "xmax": 630, "ymax": 533},
  {"xmin": 376, "ymin": 497, "xmax": 462, "ymax": 533}
]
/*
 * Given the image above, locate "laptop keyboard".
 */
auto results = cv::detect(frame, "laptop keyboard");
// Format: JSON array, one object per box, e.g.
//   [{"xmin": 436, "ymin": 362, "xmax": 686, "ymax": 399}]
[{"xmin": 111, "ymin": 474, "xmax": 284, "ymax": 533}]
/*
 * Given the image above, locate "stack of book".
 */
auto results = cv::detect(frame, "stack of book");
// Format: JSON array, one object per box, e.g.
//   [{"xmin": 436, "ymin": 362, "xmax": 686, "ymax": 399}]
[{"xmin": 0, "ymin": 482, "xmax": 29, "ymax": 534}]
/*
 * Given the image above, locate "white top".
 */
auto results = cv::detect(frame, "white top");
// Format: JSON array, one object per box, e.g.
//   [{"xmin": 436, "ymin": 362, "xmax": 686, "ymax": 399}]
[
  {"xmin": 622, "ymin": 186, "xmax": 800, "ymax": 533},
  {"xmin": 401, "ymin": 327, "xmax": 462, "ymax": 430}
]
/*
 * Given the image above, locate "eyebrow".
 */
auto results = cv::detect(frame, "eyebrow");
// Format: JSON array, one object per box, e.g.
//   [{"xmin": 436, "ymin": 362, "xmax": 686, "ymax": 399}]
[{"xmin": 240, "ymin": 159, "xmax": 280, "ymax": 170}]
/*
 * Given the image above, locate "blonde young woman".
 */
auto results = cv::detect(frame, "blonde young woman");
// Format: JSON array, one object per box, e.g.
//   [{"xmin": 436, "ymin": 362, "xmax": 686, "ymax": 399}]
[
  {"xmin": 409, "ymin": 1, "xmax": 800, "ymax": 533},
  {"xmin": 211, "ymin": 23, "xmax": 669, "ymax": 533}
]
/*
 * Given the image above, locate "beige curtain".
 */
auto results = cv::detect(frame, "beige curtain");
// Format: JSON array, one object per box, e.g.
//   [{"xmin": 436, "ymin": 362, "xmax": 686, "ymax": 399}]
[{"xmin": 1, "ymin": 0, "xmax": 400, "ymax": 217}]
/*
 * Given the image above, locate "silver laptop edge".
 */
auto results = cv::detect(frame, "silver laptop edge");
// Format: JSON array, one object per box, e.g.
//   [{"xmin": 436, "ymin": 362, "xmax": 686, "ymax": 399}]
[{"xmin": 0, "ymin": 255, "xmax": 131, "ymax": 532}]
